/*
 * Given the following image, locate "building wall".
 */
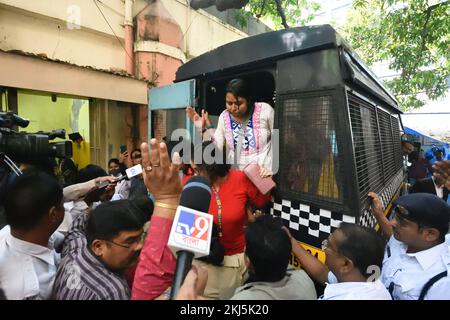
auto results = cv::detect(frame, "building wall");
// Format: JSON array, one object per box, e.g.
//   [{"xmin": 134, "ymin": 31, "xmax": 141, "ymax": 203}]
[
  {"xmin": 0, "ymin": 0, "xmax": 125, "ymax": 71},
  {"xmin": 1, "ymin": 0, "xmax": 266, "ymax": 155},
  {"xmin": 1, "ymin": 0, "xmax": 250, "ymax": 73}
]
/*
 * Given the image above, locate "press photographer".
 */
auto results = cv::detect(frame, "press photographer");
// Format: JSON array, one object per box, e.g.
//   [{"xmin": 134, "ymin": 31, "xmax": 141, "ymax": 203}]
[{"xmin": 0, "ymin": 112, "xmax": 73, "ymax": 226}]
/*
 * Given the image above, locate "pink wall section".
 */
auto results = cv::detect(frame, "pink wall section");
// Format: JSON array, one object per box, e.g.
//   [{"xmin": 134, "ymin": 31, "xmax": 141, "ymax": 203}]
[
  {"xmin": 136, "ymin": 2, "xmax": 183, "ymax": 49},
  {"xmin": 133, "ymin": 1, "xmax": 184, "ymax": 144},
  {"xmin": 137, "ymin": 52, "xmax": 181, "ymax": 86}
]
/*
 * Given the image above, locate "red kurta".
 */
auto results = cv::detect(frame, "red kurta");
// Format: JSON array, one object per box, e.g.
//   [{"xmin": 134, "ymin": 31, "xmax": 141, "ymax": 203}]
[{"xmin": 208, "ymin": 170, "xmax": 271, "ymax": 255}]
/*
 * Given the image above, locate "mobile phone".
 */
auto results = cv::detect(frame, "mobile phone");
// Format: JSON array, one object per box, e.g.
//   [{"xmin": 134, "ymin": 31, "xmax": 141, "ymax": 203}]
[{"xmin": 120, "ymin": 144, "xmax": 127, "ymax": 154}]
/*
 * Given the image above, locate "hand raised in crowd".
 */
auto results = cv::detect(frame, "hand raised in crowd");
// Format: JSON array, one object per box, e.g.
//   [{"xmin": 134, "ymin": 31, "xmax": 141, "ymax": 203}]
[
  {"xmin": 186, "ymin": 106, "xmax": 210, "ymax": 130},
  {"xmin": 175, "ymin": 265, "xmax": 208, "ymax": 300},
  {"xmin": 432, "ymin": 160, "xmax": 450, "ymax": 190},
  {"xmin": 186, "ymin": 106, "xmax": 203, "ymax": 129},
  {"xmin": 119, "ymin": 150, "xmax": 128, "ymax": 164},
  {"xmin": 201, "ymin": 109, "xmax": 211, "ymax": 128},
  {"xmin": 140, "ymin": 138, "xmax": 182, "ymax": 202}
]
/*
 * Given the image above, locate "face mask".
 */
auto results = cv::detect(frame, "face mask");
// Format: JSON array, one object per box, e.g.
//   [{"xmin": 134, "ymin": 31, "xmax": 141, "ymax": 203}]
[{"xmin": 109, "ymin": 168, "xmax": 121, "ymax": 177}]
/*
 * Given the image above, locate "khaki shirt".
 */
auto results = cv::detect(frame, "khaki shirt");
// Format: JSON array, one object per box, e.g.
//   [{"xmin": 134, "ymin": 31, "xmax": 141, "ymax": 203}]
[{"xmin": 231, "ymin": 268, "xmax": 317, "ymax": 300}]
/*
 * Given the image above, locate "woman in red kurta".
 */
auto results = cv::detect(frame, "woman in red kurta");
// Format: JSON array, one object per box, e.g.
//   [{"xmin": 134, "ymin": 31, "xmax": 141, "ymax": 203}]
[
  {"xmin": 207, "ymin": 169, "xmax": 270, "ymax": 256},
  {"xmin": 190, "ymin": 141, "xmax": 272, "ymax": 299}
]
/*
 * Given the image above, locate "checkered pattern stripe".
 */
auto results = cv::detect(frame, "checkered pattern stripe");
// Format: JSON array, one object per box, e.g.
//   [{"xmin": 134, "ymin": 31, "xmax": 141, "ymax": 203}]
[
  {"xmin": 358, "ymin": 169, "xmax": 405, "ymax": 228},
  {"xmin": 271, "ymin": 198, "xmax": 356, "ymax": 248}
]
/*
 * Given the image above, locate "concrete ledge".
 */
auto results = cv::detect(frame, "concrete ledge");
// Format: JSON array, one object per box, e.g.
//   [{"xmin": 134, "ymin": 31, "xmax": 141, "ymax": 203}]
[
  {"xmin": 0, "ymin": 51, "xmax": 148, "ymax": 104},
  {"xmin": 134, "ymin": 40, "xmax": 186, "ymax": 63}
]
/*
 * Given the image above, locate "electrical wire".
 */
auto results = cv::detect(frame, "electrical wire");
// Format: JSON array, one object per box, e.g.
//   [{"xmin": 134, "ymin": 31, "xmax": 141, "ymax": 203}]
[{"xmin": 92, "ymin": 0, "xmax": 147, "ymax": 80}]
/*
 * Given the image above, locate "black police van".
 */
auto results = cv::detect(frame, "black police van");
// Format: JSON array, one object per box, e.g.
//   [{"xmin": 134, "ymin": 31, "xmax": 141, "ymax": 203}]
[{"xmin": 150, "ymin": 24, "xmax": 405, "ymax": 262}]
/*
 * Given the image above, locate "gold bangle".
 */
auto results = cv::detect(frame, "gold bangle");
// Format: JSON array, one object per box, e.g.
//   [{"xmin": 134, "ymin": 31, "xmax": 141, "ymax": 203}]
[{"xmin": 154, "ymin": 201, "xmax": 178, "ymax": 210}]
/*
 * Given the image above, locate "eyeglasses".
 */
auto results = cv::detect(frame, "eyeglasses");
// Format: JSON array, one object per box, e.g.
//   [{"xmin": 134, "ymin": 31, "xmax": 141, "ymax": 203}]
[{"xmin": 104, "ymin": 233, "xmax": 145, "ymax": 249}]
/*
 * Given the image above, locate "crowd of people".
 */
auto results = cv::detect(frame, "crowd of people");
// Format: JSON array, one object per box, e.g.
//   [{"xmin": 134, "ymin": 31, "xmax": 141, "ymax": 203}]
[
  {"xmin": 404, "ymin": 141, "xmax": 450, "ymax": 203},
  {"xmin": 0, "ymin": 78, "xmax": 449, "ymax": 300}
]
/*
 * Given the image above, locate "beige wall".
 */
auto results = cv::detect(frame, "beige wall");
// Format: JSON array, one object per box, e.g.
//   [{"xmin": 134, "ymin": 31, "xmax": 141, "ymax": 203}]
[
  {"xmin": 0, "ymin": 0, "xmax": 125, "ymax": 37},
  {"xmin": 0, "ymin": 0, "xmax": 125, "ymax": 70},
  {"xmin": 0, "ymin": 0, "xmax": 247, "ymax": 73},
  {"xmin": 135, "ymin": 0, "xmax": 247, "ymax": 59}
]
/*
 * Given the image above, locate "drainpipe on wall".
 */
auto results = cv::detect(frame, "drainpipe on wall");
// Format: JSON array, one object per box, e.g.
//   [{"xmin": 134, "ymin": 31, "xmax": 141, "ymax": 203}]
[
  {"xmin": 124, "ymin": 0, "xmax": 140, "ymax": 151},
  {"xmin": 124, "ymin": 0, "xmax": 135, "ymax": 75}
]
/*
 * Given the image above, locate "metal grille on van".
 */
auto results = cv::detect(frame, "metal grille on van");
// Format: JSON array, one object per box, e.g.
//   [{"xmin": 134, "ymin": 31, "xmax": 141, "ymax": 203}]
[
  {"xmin": 391, "ymin": 114, "xmax": 403, "ymax": 172},
  {"xmin": 278, "ymin": 94, "xmax": 343, "ymax": 205},
  {"xmin": 348, "ymin": 92, "xmax": 402, "ymax": 201},
  {"xmin": 348, "ymin": 93, "xmax": 384, "ymax": 202}
]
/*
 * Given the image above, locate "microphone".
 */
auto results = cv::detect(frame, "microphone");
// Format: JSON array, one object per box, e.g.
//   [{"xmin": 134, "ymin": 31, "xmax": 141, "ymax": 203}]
[
  {"xmin": 96, "ymin": 164, "xmax": 143, "ymax": 189},
  {"xmin": 167, "ymin": 176, "xmax": 212, "ymax": 299}
]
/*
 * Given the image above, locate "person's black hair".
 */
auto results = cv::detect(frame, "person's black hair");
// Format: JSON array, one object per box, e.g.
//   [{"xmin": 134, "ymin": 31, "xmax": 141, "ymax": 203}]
[
  {"xmin": 166, "ymin": 137, "xmax": 187, "ymax": 159},
  {"xmin": 76, "ymin": 164, "xmax": 108, "ymax": 183},
  {"xmin": 408, "ymin": 150, "xmax": 419, "ymax": 163},
  {"xmin": 226, "ymin": 78, "xmax": 254, "ymax": 116},
  {"xmin": 190, "ymin": 141, "xmax": 230, "ymax": 180},
  {"xmin": 108, "ymin": 158, "xmax": 120, "ymax": 167},
  {"xmin": 226, "ymin": 78, "xmax": 251, "ymax": 103},
  {"xmin": 197, "ymin": 223, "xmax": 224, "ymax": 266},
  {"xmin": 130, "ymin": 195, "xmax": 154, "ymax": 225},
  {"xmin": 402, "ymin": 140, "xmax": 413, "ymax": 146},
  {"xmin": 108, "ymin": 158, "xmax": 126, "ymax": 176},
  {"xmin": 131, "ymin": 149, "xmax": 141, "ymax": 157},
  {"xmin": 4, "ymin": 170, "xmax": 63, "ymax": 230},
  {"xmin": 245, "ymin": 215, "xmax": 291, "ymax": 282},
  {"xmin": 86, "ymin": 200, "xmax": 144, "ymax": 245},
  {"xmin": 60, "ymin": 158, "xmax": 78, "ymax": 187},
  {"xmin": 19, "ymin": 160, "xmax": 57, "ymax": 178},
  {"xmin": 167, "ymin": 138, "xmax": 194, "ymax": 170},
  {"xmin": 337, "ymin": 223, "xmax": 386, "ymax": 280}
]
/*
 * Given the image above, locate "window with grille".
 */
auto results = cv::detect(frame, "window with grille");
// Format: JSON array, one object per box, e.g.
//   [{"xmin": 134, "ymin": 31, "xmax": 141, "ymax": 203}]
[
  {"xmin": 348, "ymin": 91, "xmax": 402, "ymax": 200},
  {"xmin": 348, "ymin": 93, "xmax": 384, "ymax": 202},
  {"xmin": 391, "ymin": 114, "xmax": 403, "ymax": 172},
  {"xmin": 278, "ymin": 93, "xmax": 342, "ymax": 204}
]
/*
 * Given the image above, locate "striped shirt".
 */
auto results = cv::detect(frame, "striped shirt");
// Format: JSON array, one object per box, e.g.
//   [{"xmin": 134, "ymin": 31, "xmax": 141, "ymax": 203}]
[{"xmin": 53, "ymin": 213, "xmax": 130, "ymax": 300}]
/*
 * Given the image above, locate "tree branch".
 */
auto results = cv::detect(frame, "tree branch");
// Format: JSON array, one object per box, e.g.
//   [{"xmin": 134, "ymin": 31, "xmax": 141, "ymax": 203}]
[
  {"xmin": 274, "ymin": 0, "xmax": 289, "ymax": 29},
  {"xmin": 427, "ymin": 0, "xmax": 449, "ymax": 12},
  {"xmin": 406, "ymin": 4, "xmax": 435, "ymax": 81},
  {"xmin": 256, "ymin": 0, "xmax": 267, "ymax": 18}
]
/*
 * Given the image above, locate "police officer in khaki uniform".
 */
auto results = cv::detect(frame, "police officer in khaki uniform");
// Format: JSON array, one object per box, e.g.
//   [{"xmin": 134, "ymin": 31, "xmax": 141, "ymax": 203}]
[{"xmin": 369, "ymin": 192, "xmax": 450, "ymax": 300}]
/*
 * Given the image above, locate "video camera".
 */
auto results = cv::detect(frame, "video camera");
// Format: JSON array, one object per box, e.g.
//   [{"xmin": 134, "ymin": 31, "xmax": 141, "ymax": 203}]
[{"xmin": 0, "ymin": 112, "xmax": 72, "ymax": 165}]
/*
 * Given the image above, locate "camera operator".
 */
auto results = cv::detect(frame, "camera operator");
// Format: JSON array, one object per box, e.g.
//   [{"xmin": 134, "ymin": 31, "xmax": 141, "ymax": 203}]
[{"xmin": 1, "ymin": 112, "xmax": 73, "ymax": 228}]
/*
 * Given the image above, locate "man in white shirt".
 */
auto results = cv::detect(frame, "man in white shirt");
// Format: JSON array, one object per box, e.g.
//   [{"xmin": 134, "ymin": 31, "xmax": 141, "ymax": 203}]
[
  {"xmin": 369, "ymin": 192, "xmax": 450, "ymax": 300},
  {"xmin": 0, "ymin": 171, "xmax": 65, "ymax": 299},
  {"xmin": 288, "ymin": 222, "xmax": 391, "ymax": 300},
  {"xmin": 410, "ymin": 176, "xmax": 449, "ymax": 202}
]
